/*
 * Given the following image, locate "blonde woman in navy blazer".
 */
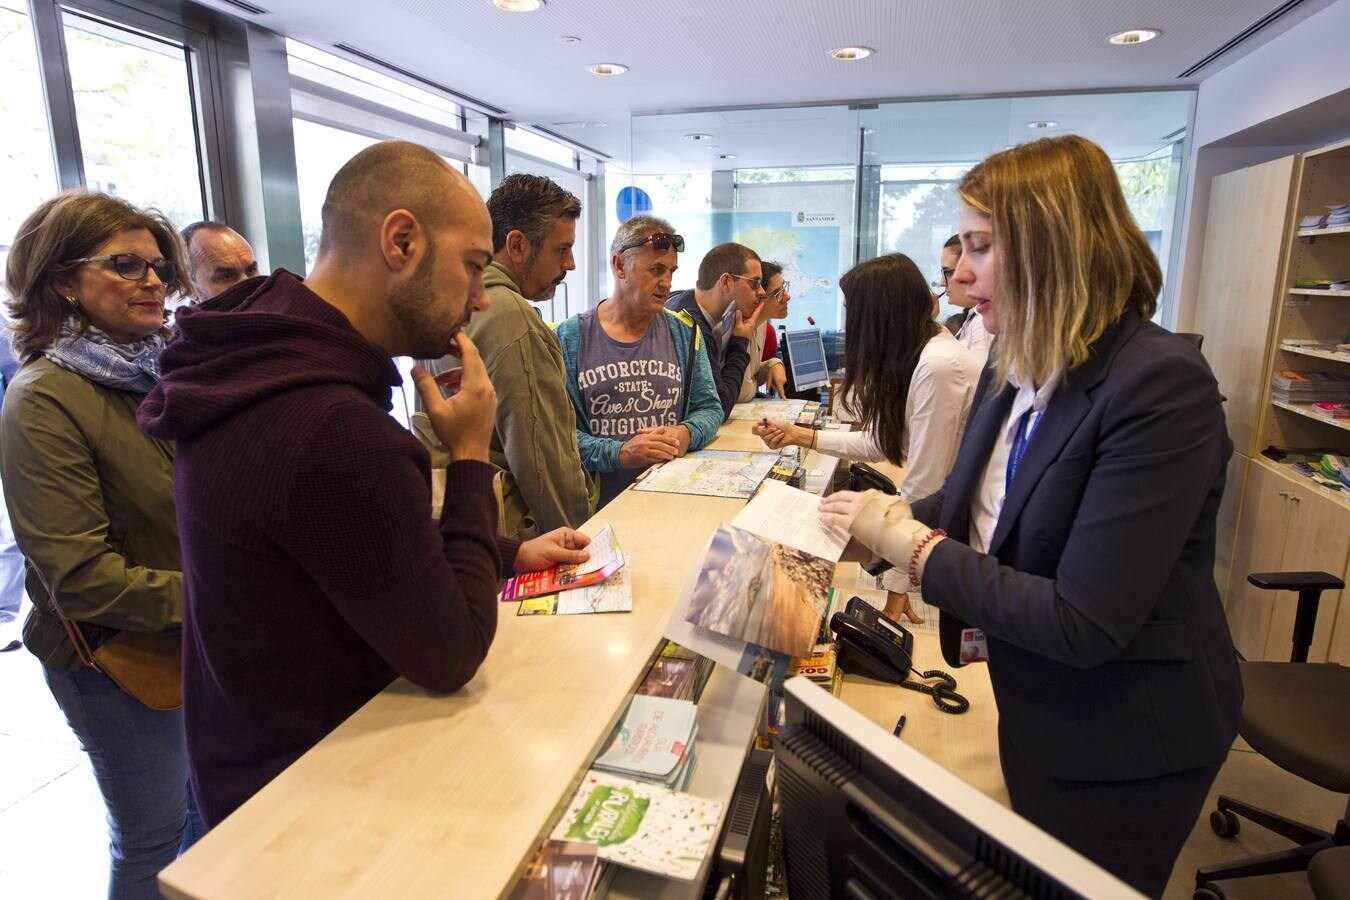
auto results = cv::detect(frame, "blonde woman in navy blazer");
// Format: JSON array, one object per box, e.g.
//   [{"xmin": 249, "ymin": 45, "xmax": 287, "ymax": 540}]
[{"xmin": 822, "ymin": 135, "xmax": 1242, "ymax": 898}]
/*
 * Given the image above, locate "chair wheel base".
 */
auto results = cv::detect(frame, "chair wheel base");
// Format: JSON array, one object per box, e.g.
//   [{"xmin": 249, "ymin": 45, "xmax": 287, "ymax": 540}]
[{"xmin": 1211, "ymin": 808, "xmax": 1241, "ymax": 839}]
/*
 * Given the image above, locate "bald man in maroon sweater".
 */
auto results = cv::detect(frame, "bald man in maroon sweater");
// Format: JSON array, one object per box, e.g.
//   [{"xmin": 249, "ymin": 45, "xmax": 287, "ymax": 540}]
[{"xmin": 140, "ymin": 141, "xmax": 590, "ymax": 829}]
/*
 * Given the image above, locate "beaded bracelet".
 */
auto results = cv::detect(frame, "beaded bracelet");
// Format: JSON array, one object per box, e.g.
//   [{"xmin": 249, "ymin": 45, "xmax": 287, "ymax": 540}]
[{"xmin": 908, "ymin": 528, "xmax": 947, "ymax": 588}]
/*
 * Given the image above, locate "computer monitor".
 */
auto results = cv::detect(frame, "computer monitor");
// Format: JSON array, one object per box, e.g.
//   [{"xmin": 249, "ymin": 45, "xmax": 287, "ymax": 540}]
[
  {"xmin": 783, "ymin": 328, "xmax": 830, "ymax": 393},
  {"xmin": 774, "ymin": 677, "xmax": 1144, "ymax": 900}
]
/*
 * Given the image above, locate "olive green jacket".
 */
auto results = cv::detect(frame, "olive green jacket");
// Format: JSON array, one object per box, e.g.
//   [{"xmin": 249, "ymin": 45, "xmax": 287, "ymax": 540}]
[{"xmin": 0, "ymin": 357, "xmax": 181, "ymax": 670}]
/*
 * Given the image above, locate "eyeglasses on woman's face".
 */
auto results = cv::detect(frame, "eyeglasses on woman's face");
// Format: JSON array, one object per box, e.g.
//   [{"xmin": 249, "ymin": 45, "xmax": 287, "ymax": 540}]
[{"xmin": 63, "ymin": 252, "xmax": 177, "ymax": 284}]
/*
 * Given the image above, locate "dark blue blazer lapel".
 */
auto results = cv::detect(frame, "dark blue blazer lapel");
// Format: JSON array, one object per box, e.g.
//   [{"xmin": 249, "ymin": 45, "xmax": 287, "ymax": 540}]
[{"xmin": 986, "ymin": 310, "xmax": 1144, "ymax": 556}]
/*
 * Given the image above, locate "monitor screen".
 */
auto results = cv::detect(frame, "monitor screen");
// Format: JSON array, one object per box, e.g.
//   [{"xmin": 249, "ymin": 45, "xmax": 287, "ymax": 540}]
[
  {"xmin": 774, "ymin": 677, "xmax": 1143, "ymax": 900},
  {"xmin": 785, "ymin": 329, "xmax": 829, "ymax": 392}
]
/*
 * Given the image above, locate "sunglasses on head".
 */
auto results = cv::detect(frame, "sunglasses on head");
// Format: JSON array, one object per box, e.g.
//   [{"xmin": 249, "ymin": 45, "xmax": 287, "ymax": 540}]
[
  {"xmin": 63, "ymin": 252, "xmax": 177, "ymax": 284},
  {"xmin": 618, "ymin": 232, "xmax": 685, "ymax": 254}
]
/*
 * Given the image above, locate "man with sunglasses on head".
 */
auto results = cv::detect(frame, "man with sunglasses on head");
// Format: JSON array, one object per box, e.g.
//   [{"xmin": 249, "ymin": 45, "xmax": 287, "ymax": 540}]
[
  {"xmin": 556, "ymin": 216, "xmax": 723, "ymax": 507},
  {"xmin": 665, "ymin": 242, "xmax": 769, "ymax": 420}
]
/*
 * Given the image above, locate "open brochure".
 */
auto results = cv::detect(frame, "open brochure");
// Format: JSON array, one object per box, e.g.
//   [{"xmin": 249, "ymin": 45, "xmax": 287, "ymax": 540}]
[
  {"xmin": 518, "ymin": 556, "xmax": 633, "ymax": 616},
  {"xmin": 550, "ymin": 771, "xmax": 723, "ymax": 881},
  {"xmin": 633, "ymin": 449, "xmax": 779, "ymax": 500},
  {"xmin": 680, "ymin": 481, "xmax": 845, "ymax": 658},
  {"xmin": 501, "ymin": 525, "xmax": 623, "ymax": 602}
]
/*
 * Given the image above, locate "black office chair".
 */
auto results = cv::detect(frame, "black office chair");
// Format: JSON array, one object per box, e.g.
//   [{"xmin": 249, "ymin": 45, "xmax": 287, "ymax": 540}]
[
  {"xmin": 1310, "ymin": 846, "xmax": 1350, "ymax": 900},
  {"xmin": 1194, "ymin": 571, "xmax": 1350, "ymax": 900}
]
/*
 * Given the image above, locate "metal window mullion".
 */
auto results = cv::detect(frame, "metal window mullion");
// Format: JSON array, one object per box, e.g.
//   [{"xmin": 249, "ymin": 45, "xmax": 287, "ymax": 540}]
[{"xmin": 28, "ymin": 0, "xmax": 84, "ymax": 189}]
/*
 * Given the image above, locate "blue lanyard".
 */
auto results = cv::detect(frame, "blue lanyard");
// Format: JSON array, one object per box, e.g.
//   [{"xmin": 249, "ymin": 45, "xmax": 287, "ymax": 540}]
[{"xmin": 1005, "ymin": 408, "xmax": 1041, "ymax": 492}]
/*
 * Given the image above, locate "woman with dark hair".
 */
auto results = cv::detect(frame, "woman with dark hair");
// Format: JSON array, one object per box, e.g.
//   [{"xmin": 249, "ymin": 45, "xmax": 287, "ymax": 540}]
[
  {"xmin": 755, "ymin": 253, "xmax": 977, "ymax": 622},
  {"xmin": 1, "ymin": 189, "xmax": 199, "ymax": 897},
  {"xmin": 754, "ymin": 253, "xmax": 978, "ymax": 500},
  {"xmin": 758, "ymin": 260, "xmax": 789, "ymax": 363},
  {"xmin": 821, "ymin": 136, "xmax": 1241, "ymax": 896}
]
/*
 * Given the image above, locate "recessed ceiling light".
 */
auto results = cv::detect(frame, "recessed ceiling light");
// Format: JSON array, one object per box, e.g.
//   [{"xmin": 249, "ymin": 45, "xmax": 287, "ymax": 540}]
[
  {"xmin": 684, "ymin": 132, "xmax": 714, "ymax": 142},
  {"xmin": 1107, "ymin": 28, "xmax": 1160, "ymax": 45},
  {"xmin": 718, "ymin": 153, "xmax": 737, "ymax": 160},
  {"xmin": 1027, "ymin": 120, "xmax": 1059, "ymax": 129},
  {"xmin": 588, "ymin": 62, "xmax": 628, "ymax": 75},
  {"xmin": 493, "ymin": 0, "xmax": 543, "ymax": 11},
  {"xmin": 557, "ymin": 35, "xmax": 581, "ymax": 43},
  {"xmin": 830, "ymin": 46, "xmax": 873, "ymax": 61}
]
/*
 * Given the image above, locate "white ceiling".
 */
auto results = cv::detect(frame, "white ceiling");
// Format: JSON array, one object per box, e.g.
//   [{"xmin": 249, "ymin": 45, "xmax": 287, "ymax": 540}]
[{"xmin": 208, "ymin": 0, "xmax": 1328, "ymax": 166}]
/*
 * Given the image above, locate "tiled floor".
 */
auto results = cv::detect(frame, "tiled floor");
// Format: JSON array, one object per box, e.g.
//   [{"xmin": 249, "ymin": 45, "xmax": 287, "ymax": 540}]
[{"xmin": 1, "ymin": 597, "xmax": 1344, "ymax": 899}]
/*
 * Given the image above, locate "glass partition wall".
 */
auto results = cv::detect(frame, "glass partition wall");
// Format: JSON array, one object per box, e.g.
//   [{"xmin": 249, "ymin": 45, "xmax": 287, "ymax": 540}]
[{"xmin": 607, "ymin": 89, "xmax": 1194, "ymax": 365}]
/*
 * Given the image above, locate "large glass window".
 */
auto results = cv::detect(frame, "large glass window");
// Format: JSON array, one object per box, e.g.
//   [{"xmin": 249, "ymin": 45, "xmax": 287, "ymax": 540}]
[
  {"xmin": 292, "ymin": 118, "xmax": 380, "ymax": 272},
  {"xmin": 0, "ymin": 0, "xmax": 58, "ymax": 275},
  {"xmin": 63, "ymin": 10, "xmax": 206, "ymax": 226}
]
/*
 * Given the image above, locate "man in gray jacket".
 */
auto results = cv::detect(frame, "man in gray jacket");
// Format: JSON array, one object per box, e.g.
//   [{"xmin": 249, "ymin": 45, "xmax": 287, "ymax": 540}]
[{"xmin": 428, "ymin": 173, "xmax": 591, "ymax": 537}]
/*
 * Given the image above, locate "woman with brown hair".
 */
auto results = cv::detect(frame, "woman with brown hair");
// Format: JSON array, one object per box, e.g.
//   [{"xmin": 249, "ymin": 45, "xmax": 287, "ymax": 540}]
[
  {"xmin": 1, "ymin": 189, "xmax": 199, "ymax": 897},
  {"xmin": 821, "ymin": 136, "xmax": 1242, "ymax": 897}
]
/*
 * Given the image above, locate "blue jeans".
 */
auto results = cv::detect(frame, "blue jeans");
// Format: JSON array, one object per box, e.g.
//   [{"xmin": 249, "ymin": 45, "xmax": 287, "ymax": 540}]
[
  {"xmin": 44, "ymin": 664, "xmax": 203, "ymax": 900},
  {"xmin": 0, "ymin": 482, "xmax": 25, "ymax": 623}
]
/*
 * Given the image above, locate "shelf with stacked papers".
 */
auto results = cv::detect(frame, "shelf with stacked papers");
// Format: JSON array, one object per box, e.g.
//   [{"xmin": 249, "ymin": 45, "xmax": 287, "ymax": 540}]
[
  {"xmin": 1297, "ymin": 224, "xmax": 1350, "ymax": 238},
  {"xmin": 1281, "ymin": 342, "xmax": 1350, "ymax": 364},
  {"xmin": 1272, "ymin": 399, "xmax": 1350, "ymax": 433},
  {"xmin": 1289, "ymin": 288, "xmax": 1350, "ymax": 298}
]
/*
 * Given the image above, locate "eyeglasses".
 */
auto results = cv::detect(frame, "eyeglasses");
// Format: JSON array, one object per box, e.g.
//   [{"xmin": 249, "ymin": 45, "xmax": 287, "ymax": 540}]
[
  {"xmin": 767, "ymin": 281, "xmax": 791, "ymax": 301},
  {"xmin": 941, "ymin": 267, "xmax": 955, "ymax": 281},
  {"xmin": 63, "ymin": 253, "xmax": 177, "ymax": 284},
  {"xmin": 727, "ymin": 272, "xmax": 764, "ymax": 290},
  {"xmin": 617, "ymin": 232, "xmax": 685, "ymax": 254}
]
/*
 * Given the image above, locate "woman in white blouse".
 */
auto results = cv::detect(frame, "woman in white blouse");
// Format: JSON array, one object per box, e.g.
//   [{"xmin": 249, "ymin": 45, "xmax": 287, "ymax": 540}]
[{"xmin": 753, "ymin": 253, "xmax": 978, "ymax": 619}]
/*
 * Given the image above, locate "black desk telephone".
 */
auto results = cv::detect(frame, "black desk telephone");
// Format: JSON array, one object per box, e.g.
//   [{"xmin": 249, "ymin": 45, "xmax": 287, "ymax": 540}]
[{"xmin": 830, "ymin": 596, "xmax": 969, "ymax": 714}]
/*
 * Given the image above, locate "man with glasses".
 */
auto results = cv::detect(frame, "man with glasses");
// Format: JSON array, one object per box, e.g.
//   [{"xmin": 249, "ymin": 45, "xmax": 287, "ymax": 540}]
[
  {"xmin": 556, "ymin": 215, "xmax": 723, "ymax": 507},
  {"xmin": 181, "ymin": 221, "xmax": 261, "ymax": 302},
  {"xmin": 938, "ymin": 233, "xmax": 990, "ymax": 369},
  {"xmin": 665, "ymin": 242, "xmax": 769, "ymax": 419}
]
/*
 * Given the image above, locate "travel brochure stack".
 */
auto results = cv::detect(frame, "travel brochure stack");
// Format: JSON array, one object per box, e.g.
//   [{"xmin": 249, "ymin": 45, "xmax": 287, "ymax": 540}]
[
  {"xmin": 1293, "ymin": 276, "xmax": 1350, "ymax": 291},
  {"xmin": 637, "ymin": 642, "xmax": 715, "ymax": 702},
  {"xmin": 506, "ymin": 839, "xmax": 608, "ymax": 900},
  {"xmin": 594, "ymin": 694, "xmax": 700, "ymax": 791},
  {"xmin": 1300, "ymin": 202, "xmax": 1350, "ymax": 230},
  {"xmin": 504, "ymin": 525, "xmax": 634, "ymax": 616},
  {"xmin": 1262, "ymin": 447, "xmax": 1350, "ymax": 492},
  {"xmin": 1271, "ymin": 369, "xmax": 1350, "ymax": 406},
  {"xmin": 1284, "ymin": 338, "xmax": 1350, "ymax": 362}
]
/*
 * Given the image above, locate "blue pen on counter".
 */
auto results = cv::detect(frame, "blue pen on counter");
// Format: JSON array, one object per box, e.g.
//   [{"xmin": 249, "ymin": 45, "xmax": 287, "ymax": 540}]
[{"xmin": 892, "ymin": 714, "xmax": 907, "ymax": 738}]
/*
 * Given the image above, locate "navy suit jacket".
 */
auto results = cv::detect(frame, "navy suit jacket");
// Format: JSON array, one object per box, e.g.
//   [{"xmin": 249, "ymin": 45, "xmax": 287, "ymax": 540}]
[
  {"xmin": 666, "ymin": 290, "xmax": 749, "ymax": 419},
  {"xmin": 911, "ymin": 310, "xmax": 1243, "ymax": 782}
]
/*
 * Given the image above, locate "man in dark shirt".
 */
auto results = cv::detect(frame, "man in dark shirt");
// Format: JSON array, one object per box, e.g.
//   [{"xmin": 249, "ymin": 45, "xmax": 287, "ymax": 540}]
[
  {"xmin": 140, "ymin": 141, "xmax": 589, "ymax": 827},
  {"xmin": 665, "ymin": 242, "xmax": 768, "ymax": 419}
]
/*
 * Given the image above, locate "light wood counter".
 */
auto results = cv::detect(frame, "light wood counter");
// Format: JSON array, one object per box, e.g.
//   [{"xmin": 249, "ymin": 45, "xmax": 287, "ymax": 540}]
[{"xmin": 159, "ymin": 415, "xmax": 1001, "ymax": 900}]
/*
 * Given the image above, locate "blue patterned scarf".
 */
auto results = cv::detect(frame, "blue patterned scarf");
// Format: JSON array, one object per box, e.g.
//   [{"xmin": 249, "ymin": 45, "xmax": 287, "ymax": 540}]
[{"xmin": 44, "ymin": 318, "xmax": 166, "ymax": 394}]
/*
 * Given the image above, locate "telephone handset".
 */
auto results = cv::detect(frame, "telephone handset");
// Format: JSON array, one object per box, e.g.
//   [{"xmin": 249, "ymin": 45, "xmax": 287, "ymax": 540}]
[{"xmin": 829, "ymin": 596, "xmax": 970, "ymax": 715}]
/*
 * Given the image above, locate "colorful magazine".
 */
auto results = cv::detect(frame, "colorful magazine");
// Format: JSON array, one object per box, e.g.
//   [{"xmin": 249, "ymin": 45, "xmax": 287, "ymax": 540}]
[{"xmin": 550, "ymin": 772, "xmax": 723, "ymax": 881}]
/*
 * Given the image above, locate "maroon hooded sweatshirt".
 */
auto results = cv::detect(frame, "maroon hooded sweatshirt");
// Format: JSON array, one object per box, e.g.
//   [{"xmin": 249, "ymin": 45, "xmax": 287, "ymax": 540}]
[{"xmin": 139, "ymin": 270, "xmax": 518, "ymax": 828}]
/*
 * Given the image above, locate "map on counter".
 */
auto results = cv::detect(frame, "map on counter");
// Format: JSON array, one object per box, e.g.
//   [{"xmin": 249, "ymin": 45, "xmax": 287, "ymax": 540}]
[
  {"xmin": 727, "ymin": 398, "xmax": 808, "ymax": 422},
  {"xmin": 633, "ymin": 450, "xmax": 778, "ymax": 500}
]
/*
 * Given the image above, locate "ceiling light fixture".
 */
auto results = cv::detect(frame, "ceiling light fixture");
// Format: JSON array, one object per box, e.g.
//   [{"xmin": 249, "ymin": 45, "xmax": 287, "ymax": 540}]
[
  {"xmin": 1027, "ymin": 120, "xmax": 1059, "ymax": 129},
  {"xmin": 588, "ymin": 62, "xmax": 628, "ymax": 75},
  {"xmin": 684, "ymin": 132, "xmax": 714, "ymax": 142},
  {"xmin": 1107, "ymin": 28, "xmax": 1160, "ymax": 45},
  {"xmin": 557, "ymin": 35, "xmax": 581, "ymax": 43},
  {"xmin": 493, "ymin": 0, "xmax": 544, "ymax": 11},
  {"xmin": 719, "ymin": 153, "xmax": 737, "ymax": 160},
  {"xmin": 830, "ymin": 46, "xmax": 873, "ymax": 61},
  {"xmin": 554, "ymin": 120, "xmax": 606, "ymax": 128}
]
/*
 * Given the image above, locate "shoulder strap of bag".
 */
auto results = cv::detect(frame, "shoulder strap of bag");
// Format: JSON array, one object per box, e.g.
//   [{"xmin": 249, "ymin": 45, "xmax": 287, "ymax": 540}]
[{"xmin": 24, "ymin": 557, "xmax": 99, "ymax": 668}]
